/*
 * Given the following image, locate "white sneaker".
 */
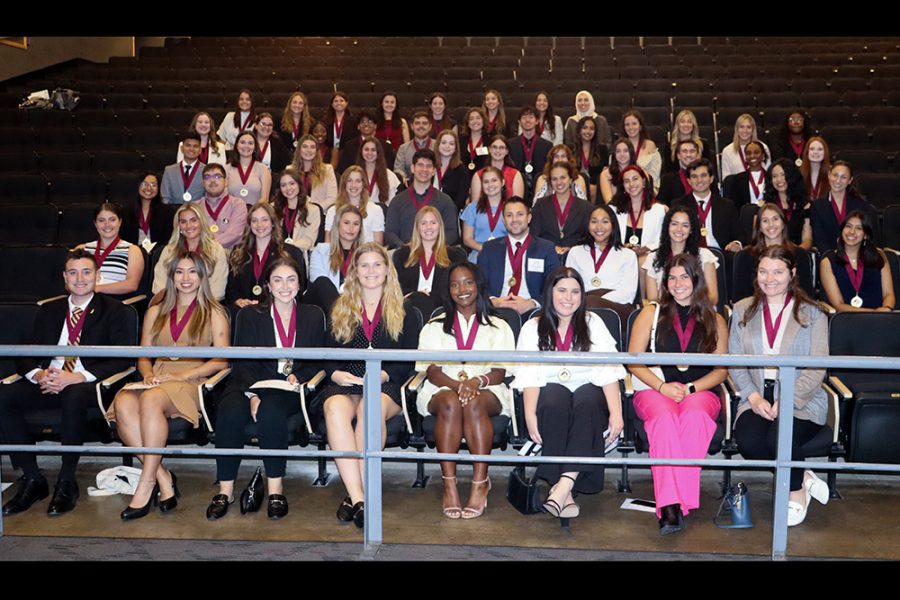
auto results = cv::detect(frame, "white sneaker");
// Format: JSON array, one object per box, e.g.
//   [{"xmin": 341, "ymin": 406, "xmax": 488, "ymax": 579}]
[
  {"xmin": 787, "ymin": 500, "xmax": 808, "ymax": 527},
  {"xmin": 805, "ymin": 470, "xmax": 830, "ymax": 505}
]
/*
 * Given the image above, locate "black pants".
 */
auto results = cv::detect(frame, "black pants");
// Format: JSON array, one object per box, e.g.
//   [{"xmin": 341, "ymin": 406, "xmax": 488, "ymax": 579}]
[
  {"xmin": 0, "ymin": 379, "xmax": 96, "ymax": 481},
  {"xmin": 535, "ymin": 383, "xmax": 609, "ymax": 494},
  {"xmin": 734, "ymin": 412, "xmax": 823, "ymax": 491},
  {"xmin": 214, "ymin": 388, "xmax": 302, "ymax": 481}
]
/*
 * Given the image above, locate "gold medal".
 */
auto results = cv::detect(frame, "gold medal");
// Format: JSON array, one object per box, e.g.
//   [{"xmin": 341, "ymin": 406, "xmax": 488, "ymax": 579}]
[
  {"xmin": 210, "ymin": 224, "xmax": 219, "ymax": 233},
  {"xmin": 524, "ymin": 163, "xmax": 534, "ymax": 173},
  {"xmin": 458, "ymin": 370, "xmax": 468, "ymax": 381},
  {"xmin": 508, "ymin": 276, "xmax": 517, "ymax": 288},
  {"xmin": 252, "ymin": 285, "xmax": 263, "ymax": 296},
  {"xmin": 169, "ymin": 356, "xmax": 180, "ymax": 361},
  {"xmin": 851, "ymin": 295, "xmax": 864, "ymax": 308},
  {"xmin": 282, "ymin": 359, "xmax": 293, "ymax": 376},
  {"xmin": 677, "ymin": 365, "xmax": 689, "ymax": 372},
  {"xmin": 558, "ymin": 368, "xmax": 571, "ymax": 382},
  {"xmin": 700, "ymin": 226, "xmax": 708, "ymax": 237},
  {"xmin": 795, "ymin": 158, "xmax": 803, "ymax": 167},
  {"xmin": 468, "ymin": 162, "xmax": 475, "ymax": 171},
  {"xmin": 559, "ymin": 229, "xmax": 564, "ymax": 239},
  {"xmin": 284, "ymin": 237, "xmax": 294, "ymax": 245},
  {"xmin": 629, "ymin": 235, "xmax": 639, "ymax": 245},
  {"xmin": 591, "ymin": 276, "xmax": 601, "ymax": 287}
]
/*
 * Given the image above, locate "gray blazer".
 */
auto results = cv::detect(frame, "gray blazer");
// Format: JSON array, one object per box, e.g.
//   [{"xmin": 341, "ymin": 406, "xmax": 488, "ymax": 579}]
[
  {"xmin": 161, "ymin": 161, "xmax": 207, "ymax": 205},
  {"xmin": 728, "ymin": 297, "xmax": 829, "ymax": 426}
]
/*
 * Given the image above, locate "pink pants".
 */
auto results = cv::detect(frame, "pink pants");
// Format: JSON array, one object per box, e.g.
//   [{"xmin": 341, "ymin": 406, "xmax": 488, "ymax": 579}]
[{"xmin": 632, "ymin": 390, "xmax": 720, "ymax": 517}]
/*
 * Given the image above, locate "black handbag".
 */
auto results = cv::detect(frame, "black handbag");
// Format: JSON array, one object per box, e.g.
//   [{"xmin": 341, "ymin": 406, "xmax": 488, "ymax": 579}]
[
  {"xmin": 506, "ymin": 465, "xmax": 544, "ymax": 515},
  {"xmin": 240, "ymin": 466, "xmax": 265, "ymax": 514}
]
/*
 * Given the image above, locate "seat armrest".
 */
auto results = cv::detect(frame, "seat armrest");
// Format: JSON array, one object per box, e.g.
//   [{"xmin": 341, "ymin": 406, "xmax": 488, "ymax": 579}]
[
  {"xmin": 122, "ymin": 294, "xmax": 147, "ymax": 306},
  {"xmin": 822, "ymin": 382, "xmax": 841, "ymax": 444},
  {"xmin": 298, "ymin": 370, "xmax": 327, "ymax": 435},
  {"xmin": 203, "ymin": 367, "xmax": 231, "ymax": 390},
  {"xmin": 2, "ymin": 374, "xmax": 23, "ymax": 385},
  {"xmin": 828, "ymin": 376, "xmax": 852, "ymax": 400}
]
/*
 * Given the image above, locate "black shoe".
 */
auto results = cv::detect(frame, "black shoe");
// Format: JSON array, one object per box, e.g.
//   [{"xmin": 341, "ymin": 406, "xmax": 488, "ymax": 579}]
[
  {"xmin": 158, "ymin": 470, "xmax": 179, "ymax": 513},
  {"xmin": 2, "ymin": 476, "xmax": 49, "ymax": 516},
  {"xmin": 267, "ymin": 494, "xmax": 289, "ymax": 519},
  {"xmin": 336, "ymin": 496, "xmax": 363, "ymax": 523},
  {"xmin": 121, "ymin": 481, "xmax": 159, "ymax": 521},
  {"xmin": 206, "ymin": 494, "xmax": 233, "ymax": 521},
  {"xmin": 353, "ymin": 502, "xmax": 365, "ymax": 529},
  {"xmin": 240, "ymin": 467, "xmax": 264, "ymax": 514},
  {"xmin": 658, "ymin": 503, "xmax": 685, "ymax": 536},
  {"xmin": 47, "ymin": 479, "xmax": 80, "ymax": 516}
]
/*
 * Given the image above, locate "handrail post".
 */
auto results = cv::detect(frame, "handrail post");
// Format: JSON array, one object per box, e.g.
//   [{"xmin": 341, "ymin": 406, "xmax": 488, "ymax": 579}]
[
  {"xmin": 0, "ymin": 459, "xmax": 4, "ymax": 537},
  {"xmin": 362, "ymin": 358, "xmax": 383, "ymax": 557},
  {"xmin": 771, "ymin": 366, "xmax": 796, "ymax": 560}
]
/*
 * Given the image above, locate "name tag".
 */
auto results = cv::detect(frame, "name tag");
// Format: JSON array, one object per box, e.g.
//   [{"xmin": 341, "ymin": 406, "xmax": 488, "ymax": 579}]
[
  {"xmin": 475, "ymin": 147, "xmax": 489, "ymax": 156},
  {"xmin": 527, "ymin": 258, "xmax": 544, "ymax": 272}
]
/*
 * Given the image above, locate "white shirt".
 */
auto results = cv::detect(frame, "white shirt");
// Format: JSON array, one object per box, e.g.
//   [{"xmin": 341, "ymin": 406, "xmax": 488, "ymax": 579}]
[
  {"xmin": 26, "ymin": 295, "xmax": 97, "ymax": 384},
  {"xmin": 500, "ymin": 234, "xmax": 535, "ymax": 302},
  {"xmin": 416, "ymin": 261, "xmax": 436, "ymax": 294},
  {"xmin": 693, "ymin": 193, "xmax": 721, "ymax": 249},
  {"xmin": 511, "ymin": 312, "xmax": 625, "ymax": 392},
  {"xmin": 324, "ymin": 201, "xmax": 385, "ymax": 244},
  {"xmin": 565, "ymin": 244, "xmax": 639, "ymax": 304},
  {"xmin": 747, "ymin": 170, "xmax": 766, "ymax": 205},
  {"xmin": 762, "ymin": 297, "xmax": 794, "ymax": 380},
  {"xmin": 613, "ymin": 202, "xmax": 667, "ymax": 251}
]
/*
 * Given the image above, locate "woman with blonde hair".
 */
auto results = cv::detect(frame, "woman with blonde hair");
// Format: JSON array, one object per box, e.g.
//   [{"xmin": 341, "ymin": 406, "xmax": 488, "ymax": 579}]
[
  {"xmin": 291, "ymin": 133, "xmax": 338, "ymax": 210},
  {"xmin": 110, "ymin": 251, "xmax": 230, "ymax": 520},
  {"xmin": 152, "ymin": 203, "xmax": 228, "ymax": 300},
  {"xmin": 314, "ymin": 242, "xmax": 420, "ymax": 529},
  {"xmin": 279, "ymin": 92, "xmax": 313, "ymax": 150},
  {"xmin": 306, "ymin": 204, "xmax": 364, "ymax": 311},
  {"xmin": 720, "ymin": 113, "xmax": 772, "ymax": 180},
  {"xmin": 324, "ymin": 165, "xmax": 385, "ymax": 245},
  {"xmin": 393, "ymin": 205, "xmax": 467, "ymax": 317}
]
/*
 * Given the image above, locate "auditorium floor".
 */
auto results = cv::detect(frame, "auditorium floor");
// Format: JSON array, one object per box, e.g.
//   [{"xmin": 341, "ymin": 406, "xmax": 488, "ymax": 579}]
[{"xmin": 1, "ymin": 449, "xmax": 898, "ymax": 560}]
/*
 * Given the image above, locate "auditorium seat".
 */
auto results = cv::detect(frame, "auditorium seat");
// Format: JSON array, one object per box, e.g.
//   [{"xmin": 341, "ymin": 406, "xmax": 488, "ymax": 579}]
[
  {"xmin": 0, "ymin": 245, "xmax": 69, "ymax": 302},
  {"xmin": 0, "ymin": 204, "xmax": 59, "ymax": 246},
  {"xmin": 0, "ymin": 174, "xmax": 48, "ymax": 205},
  {"xmin": 46, "ymin": 173, "xmax": 108, "ymax": 207}
]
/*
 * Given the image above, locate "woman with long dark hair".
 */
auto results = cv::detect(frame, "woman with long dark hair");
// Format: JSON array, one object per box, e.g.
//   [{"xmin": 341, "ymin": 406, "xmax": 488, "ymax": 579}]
[
  {"xmin": 762, "ymin": 158, "xmax": 812, "ymax": 249},
  {"xmin": 291, "ymin": 133, "xmax": 339, "ymax": 211},
  {"xmin": 622, "ymin": 110, "xmax": 661, "ymax": 194},
  {"xmin": 433, "ymin": 129, "xmax": 471, "ymax": 211},
  {"xmin": 458, "ymin": 107, "xmax": 490, "ymax": 174},
  {"xmin": 571, "ymin": 116, "xmax": 608, "ymax": 203},
  {"xmin": 730, "ymin": 245, "xmax": 830, "ymax": 527},
  {"xmin": 79, "ymin": 202, "xmax": 145, "ymax": 298},
  {"xmin": 461, "ymin": 166, "xmax": 508, "ymax": 261},
  {"xmin": 374, "ymin": 91, "xmax": 410, "ymax": 152},
  {"xmin": 271, "ymin": 167, "xmax": 321, "ymax": 251},
  {"xmin": 599, "ymin": 138, "xmax": 636, "ymax": 204},
  {"xmin": 324, "ymin": 91, "xmax": 355, "ymax": 155},
  {"xmin": 513, "ymin": 266, "xmax": 625, "ymax": 521},
  {"xmin": 207, "ymin": 256, "xmax": 325, "ymax": 521},
  {"xmin": 123, "ymin": 171, "xmax": 174, "ymax": 250},
  {"xmin": 609, "ymin": 164, "xmax": 668, "ymax": 261},
  {"xmin": 253, "ymin": 112, "xmax": 291, "ymax": 174},
  {"xmin": 642, "ymin": 206, "xmax": 719, "ymax": 305},
  {"xmin": 218, "ymin": 89, "xmax": 256, "ymax": 150},
  {"xmin": 819, "ymin": 210, "xmax": 895, "ymax": 312},
  {"xmin": 356, "ymin": 135, "xmax": 401, "ymax": 206},
  {"xmin": 415, "ymin": 260, "xmax": 515, "ymax": 519},
  {"xmin": 427, "ymin": 92, "xmax": 456, "ymax": 138},
  {"xmin": 771, "ymin": 110, "xmax": 813, "ymax": 165},
  {"xmin": 530, "ymin": 91, "xmax": 563, "ymax": 146},
  {"xmin": 226, "ymin": 130, "xmax": 272, "ymax": 206},
  {"xmin": 810, "ymin": 160, "xmax": 875, "ymax": 254},
  {"xmin": 800, "ymin": 136, "xmax": 831, "ymax": 204},
  {"xmin": 482, "ymin": 89, "xmax": 511, "ymax": 138},
  {"xmin": 530, "ymin": 161, "xmax": 593, "ymax": 255}
]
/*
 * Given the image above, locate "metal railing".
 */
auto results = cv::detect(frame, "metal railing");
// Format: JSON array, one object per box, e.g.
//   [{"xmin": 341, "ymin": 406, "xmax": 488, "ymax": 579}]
[{"xmin": 1, "ymin": 344, "xmax": 898, "ymax": 560}]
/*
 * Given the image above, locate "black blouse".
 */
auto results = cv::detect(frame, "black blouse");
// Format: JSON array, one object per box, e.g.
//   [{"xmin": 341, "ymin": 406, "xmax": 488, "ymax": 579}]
[{"xmin": 225, "ymin": 243, "xmax": 307, "ymax": 307}]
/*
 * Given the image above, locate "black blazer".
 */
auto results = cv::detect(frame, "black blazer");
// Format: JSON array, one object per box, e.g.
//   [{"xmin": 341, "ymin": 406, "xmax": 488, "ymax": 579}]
[
  {"xmin": 264, "ymin": 135, "xmax": 293, "ymax": 175},
  {"xmin": 225, "ymin": 303, "xmax": 327, "ymax": 392},
  {"xmin": 508, "ymin": 134, "xmax": 553, "ymax": 198},
  {"xmin": 392, "ymin": 245, "xmax": 467, "ymax": 307},
  {"xmin": 225, "ymin": 244, "xmax": 307, "ymax": 307},
  {"xmin": 437, "ymin": 164, "xmax": 471, "ymax": 212},
  {"xmin": 810, "ymin": 194, "xmax": 878, "ymax": 254},
  {"xmin": 18, "ymin": 294, "xmax": 132, "ymax": 380},
  {"xmin": 660, "ymin": 137, "xmax": 715, "ymax": 175},
  {"xmin": 672, "ymin": 191, "xmax": 748, "ymax": 247},
  {"xmin": 121, "ymin": 200, "xmax": 175, "ymax": 247},
  {"xmin": 458, "ymin": 134, "xmax": 491, "ymax": 174},
  {"xmin": 722, "ymin": 170, "xmax": 767, "ymax": 212},
  {"xmin": 324, "ymin": 114, "xmax": 357, "ymax": 151},
  {"xmin": 323, "ymin": 303, "xmax": 420, "ymax": 385},
  {"xmin": 530, "ymin": 194, "xmax": 593, "ymax": 249},
  {"xmin": 657, "ymin": 170, "xmax": 690, "ymax": 206},
  {"xmin": 335, "ymin": 136, "xmax": 395, "ymax": 178}
]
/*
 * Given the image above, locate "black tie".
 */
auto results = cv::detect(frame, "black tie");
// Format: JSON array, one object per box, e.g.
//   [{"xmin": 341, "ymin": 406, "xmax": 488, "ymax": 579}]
[{"xmin": 184, "ymin": 164, "xmax": 191, "ymax": 178}]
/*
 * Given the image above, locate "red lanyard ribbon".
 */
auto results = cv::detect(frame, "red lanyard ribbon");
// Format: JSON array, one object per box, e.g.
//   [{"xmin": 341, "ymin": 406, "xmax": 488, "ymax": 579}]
[
  {"xmin": 506, "ymin": 235, "xmax": 532, "ymax": 295},
  {"xmin": 409, "ymin": 186, "xmax": 435, "ymax": 212},
  {"xmin": 180, "ymin": 161, "xmax": 199, "ymax": 190},
  {"xmin": 590, "ymin": 244, "xmax": 612, "ymax": 275},
  {"xmin": 361, "ymin": 300, "xmax": 383, "ymax": 344},
  {"xmin": 748, "ymin": 170, "xmax": 765, "ymax": 200},
  {"xmin": 169, "ymin": 299, "xmax": 198, "ymax": 344},
  {"xmin": 274, "ymin": 302, "xmax": 297, "ymax": 349},
  {"xmin": 843, "ymin": 256, "xmax": 864, "ymax": 294},
  {"xmin": 205, "ymin": 195, "xmax": 229, "ymax": 223},
  {"xmin": 829, "ymin": 192, "xmax": 847, "ymax": 225},
  {"xmin": 486, "ymin": 201, "xmax": 503, "ymax": 233},
  {"xmin": 253, "ymin": 243, "xmax": 271, "ymax": 283},
  {"xmin": 93, "ymin": 237, "xmax": 120, "ymax": 270},
  {"xmin": 237, "ymin": 160, "xmax": 255, "ymax": 186},
  {"xmin": 66, "ymin": 305, "xmax": 89, "ymax": 345},
  {"xmin": 552, "ymin": 193, "xmax": 573, "ymax": 231},
  {"xmin": 554, "ymin": 321, "xmax": 573, "ymax": 351},
  {"xmin": 420, "ymin": 251, "xmax": 437, "ymax": 281},
  {"xmin": 453, "ymin": 312, "xmax": 480, "ymax": 350},
  {"xmin": 673, "ymin": 309, "xmax": 697, "ymax": 352},
  {"xmin": 763, "ymin": 293, "xmax": 792, "ymax": 350}
]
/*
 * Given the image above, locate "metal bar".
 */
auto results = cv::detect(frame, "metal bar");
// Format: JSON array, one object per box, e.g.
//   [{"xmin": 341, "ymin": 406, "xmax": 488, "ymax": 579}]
[
  {"xmin": 0, "ymin": 445, "xmax": 362, "ymax": 459},
  {"xmin": 363, "ymin": 359, "xmax": 383, "ymax": 553},
  {"xmin": 2, "ymin": 344, "xmax": 897, "ymax": 370},
  {"xmin": 1, "ymin": 459, "xmax": 4, "ymax": 538},
  {"xmin": 772, "ymin": 366, "xmax": 797, "ymax": 561}
]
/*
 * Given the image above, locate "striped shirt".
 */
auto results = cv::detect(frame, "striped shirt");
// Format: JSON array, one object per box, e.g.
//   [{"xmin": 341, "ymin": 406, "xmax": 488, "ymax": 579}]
[{"xmin": 84, "ymin": 239, "xmax": 132, "ymax": 284}]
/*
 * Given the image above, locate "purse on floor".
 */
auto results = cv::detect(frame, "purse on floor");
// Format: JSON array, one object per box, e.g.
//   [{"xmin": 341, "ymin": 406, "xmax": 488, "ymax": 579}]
[
  {"xmin": 240, "ymin": 466, "xmax": 265, "ymax": 514},
  {"xmin": 506, "ymin": 441, "xmax": 544, "ymax": 515},
  {"xmin": 714, "ymin": 481, "xmax": 754, "ymax": 528}
]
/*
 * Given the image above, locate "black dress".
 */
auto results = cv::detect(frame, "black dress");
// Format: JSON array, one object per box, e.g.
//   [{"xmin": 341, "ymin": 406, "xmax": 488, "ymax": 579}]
[
  {"xmin": 312, "ymin": 306, "xmax": 420, "ymax": 413},
  {"xmin": 825, "ymin": 252, "xmax": 884, "ymax": 309},
  {"xmin": 392, "ymin": 245, "xmax": 467, "ymax": 319}
]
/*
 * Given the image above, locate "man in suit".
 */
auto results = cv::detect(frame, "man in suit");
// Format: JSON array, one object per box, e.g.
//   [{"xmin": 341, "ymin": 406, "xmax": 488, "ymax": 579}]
[
  {"xmin": 672, "ymin": 158, "xmax": 746, "ymax": 252},
  {"xmin": 0, "ymin": 249, "xmax": 132, "ymax": 516},
  {"xmin": 658, "ymin": 139, "xmax": 699, "ymax": 206},
  {"xmin": 161, "ymin": 130, "xmax": 206, "ymax": 205},
  {"xmin": 335, "ymin": 110, "xmax": 394, "ymax": 177},
  {"xmin": 189, "ymin": 163, "xmax": 247, "ymax": 250},
  {"xmin": 477, "ymin": 197, "xmax": 560, "ymax": 314},
  {"xmin": 507, "ymin": 106, "xmax": 553, "ymax": 202},
  {"xmin": 384, "ymin": 148, "xmax": 459, "ymax": 248}
]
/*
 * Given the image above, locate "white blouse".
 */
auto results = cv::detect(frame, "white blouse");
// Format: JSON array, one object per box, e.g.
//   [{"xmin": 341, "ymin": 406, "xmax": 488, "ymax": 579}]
[
  {"xmin": 641, "ymin": 247, "xmax": 720, "ymax": 289},
  {"xmin": 565, "ymin": 244, "xmax": 639, "ymax": 304},
  {"xmin": 324, "ymin": 201, "xmax": 385, "ymax": 244},
  {"xmin": 613, "ymin": 202, "xmax": 667, "ymax": 251}
]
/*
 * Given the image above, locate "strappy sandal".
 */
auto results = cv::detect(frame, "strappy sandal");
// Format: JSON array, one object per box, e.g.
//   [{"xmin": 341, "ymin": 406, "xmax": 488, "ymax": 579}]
[
  {"xmin": 441, "ymin": 475, "xmax": 462, "ymax": 519},
  {"xmin": 461, "ymin": 478, "xmax": 491, "ymax": 519}
]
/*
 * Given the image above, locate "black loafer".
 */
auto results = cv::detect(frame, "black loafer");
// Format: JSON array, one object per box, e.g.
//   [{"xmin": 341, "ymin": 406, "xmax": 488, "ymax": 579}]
[
  {"xmin": 336, "ymin": 496, "xmax": 359, "ymax": 522},
  {"xmin": 267, "ymin": 494, "xmax": 289, "ymax": 519},
  {"xmin": 47, "ymin": 479, "xmax": 79, "ymax": 516},
  {"xmin": 658, "ymin": 503, "xmax": 685, "ymax": 536},
  {"xmin": 206, "ymin": 494, "xmax": 233, "ymax": 521},
  {"xmin": 2, "ymin": 476, "xmax": 49, "ymax": 516},
  {"xmin": 353, "ymin": 502, "xmax": 365, "ymax": 529}
]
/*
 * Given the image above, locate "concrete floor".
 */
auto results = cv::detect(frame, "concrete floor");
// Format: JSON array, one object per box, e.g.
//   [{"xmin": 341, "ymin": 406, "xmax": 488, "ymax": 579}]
[{"xmin": 1, "ymin": 448, "xmax": 898, "ymax": 561}]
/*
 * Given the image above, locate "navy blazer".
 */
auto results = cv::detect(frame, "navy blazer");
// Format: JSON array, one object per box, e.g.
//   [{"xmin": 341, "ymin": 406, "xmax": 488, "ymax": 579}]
[
  {"xmin": 477, "ymin": 235, "xmax": 561, "ymax": 299},
  {"xmin": 810, "ymin": 194, "xmax": 878, "ymax": 254}
]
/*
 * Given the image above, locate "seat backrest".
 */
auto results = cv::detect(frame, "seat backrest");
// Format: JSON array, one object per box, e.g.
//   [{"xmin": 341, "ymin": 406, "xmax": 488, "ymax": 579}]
[
  {"xmin": 0, "ymin": 204, "xmax": 59, "ymax": 245},
  {"xmin": 0, "ymin": 303, "xmax": 40, "ymax": 376},
  {"xmin": 706, "ymin": 246, "xmax": 729, "ymax": 315},
  {"xmin": 588, "ymin": 307, "xmax": 622, "ymax": 351},
  {"xmin": 828, "ymin": 311, "xmax": 900, "ymax": 389}
]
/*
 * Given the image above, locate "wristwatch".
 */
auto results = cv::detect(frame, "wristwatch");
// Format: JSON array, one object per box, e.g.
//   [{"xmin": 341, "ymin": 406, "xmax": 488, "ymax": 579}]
[{"xmin": 686, "ymin": 382, "xmax": 697, "ymax": 394}]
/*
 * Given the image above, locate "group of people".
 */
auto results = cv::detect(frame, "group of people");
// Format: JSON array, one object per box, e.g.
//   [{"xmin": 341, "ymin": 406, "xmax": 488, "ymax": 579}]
[{"xmin": 0, "ymin": 87, "xmax": 894, "ymax": 536}]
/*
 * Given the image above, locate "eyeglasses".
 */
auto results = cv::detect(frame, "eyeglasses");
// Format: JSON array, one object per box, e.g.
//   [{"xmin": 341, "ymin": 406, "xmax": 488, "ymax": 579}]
[
  {"xmin": 139, "ymin": 181, "xmax": 158, "ymax": 188},
  {"xmin": 203, "ymin": 174, "xmax": 225, "ymax": 181},
  {"xmin": 788, "ymin": 117, "xmax": 804, "ymax": 124},
  {"xmin": 258, "ymin": 121, "xmax": 274, "ymax": 128}
]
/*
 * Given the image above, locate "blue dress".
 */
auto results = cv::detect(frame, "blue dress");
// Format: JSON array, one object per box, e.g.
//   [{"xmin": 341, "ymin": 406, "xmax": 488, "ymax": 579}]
[{"xmin": 460, "ymin": 201, "xmax": 508, "ymax": 262}]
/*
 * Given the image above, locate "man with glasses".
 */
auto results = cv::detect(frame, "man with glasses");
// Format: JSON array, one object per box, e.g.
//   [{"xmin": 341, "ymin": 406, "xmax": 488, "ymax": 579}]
[
  {"xmin": 336, "ymin": 110, "xmax": 394, "ymax": 177},
  {"xmin": 190, "ymin": 164, "xmax": 247, "ymax": 250}
]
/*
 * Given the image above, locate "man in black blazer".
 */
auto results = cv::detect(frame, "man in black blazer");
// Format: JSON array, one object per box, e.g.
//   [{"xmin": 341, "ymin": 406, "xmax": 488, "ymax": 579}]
[
  {"xmin": 0, "ymin": 249, "xmax": 131, "ymax": 516},
  {"xmin": 477, "ymin": 197, "xmax": 560, "ymax": 314},
  {"xmin": 508, "ymin": 107, "xmax": 553, "ymax": 202},
  {"xmin": 335, "ymin": 110, "xmax": 395, "ymax": 177},
  {"xmin": 672, "ymin": 158, "xmax": 747, "ymax": 252},
  {"xmin": 657, "ymin": 139, "xmax": 699, "ymax": 206}
]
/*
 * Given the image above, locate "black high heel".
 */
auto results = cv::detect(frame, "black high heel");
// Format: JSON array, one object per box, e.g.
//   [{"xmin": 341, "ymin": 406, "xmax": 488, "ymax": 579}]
[
  {"xmin": 158, "ymin": 470, "xmax": 180, "ymax": 513},
  {"xmin": 121, "ymin": 481, "xmax": 160, "ymax": 521}
]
